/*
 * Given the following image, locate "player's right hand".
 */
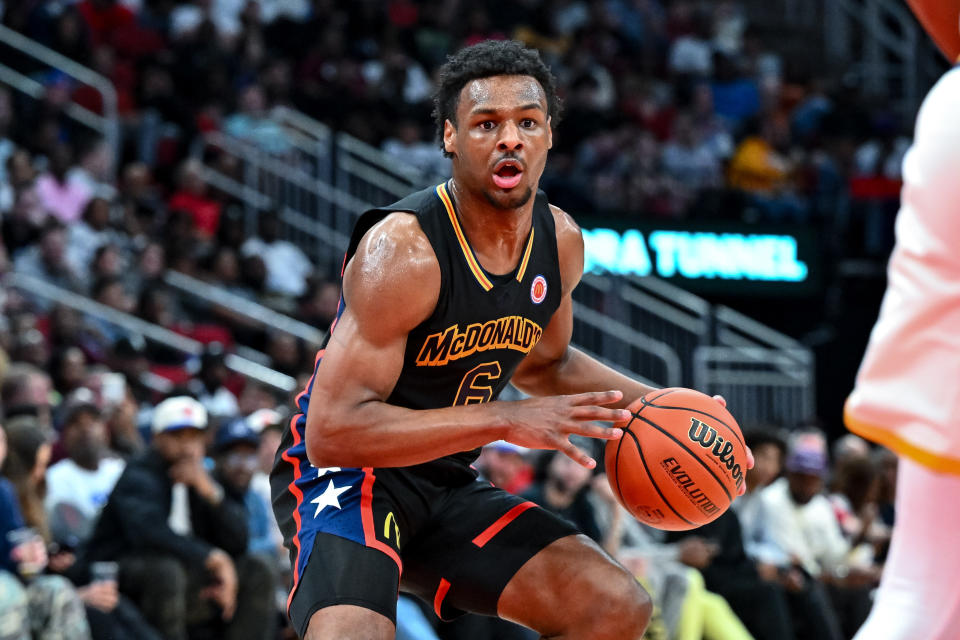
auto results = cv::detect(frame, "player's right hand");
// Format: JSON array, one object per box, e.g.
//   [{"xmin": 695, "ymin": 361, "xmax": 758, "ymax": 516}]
[{"xmin": 501, "ymin": 390, "xmax": 629, "ymax": 469}]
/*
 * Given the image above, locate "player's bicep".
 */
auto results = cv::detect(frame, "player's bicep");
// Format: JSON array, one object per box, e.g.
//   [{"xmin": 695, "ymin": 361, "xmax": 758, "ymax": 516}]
[{"xmin": 305, "ymin": 214, "xmax": 439, "ymax": 429}]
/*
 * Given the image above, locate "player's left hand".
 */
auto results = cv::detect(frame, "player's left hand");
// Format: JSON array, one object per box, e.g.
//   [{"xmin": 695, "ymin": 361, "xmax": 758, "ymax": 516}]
[{"xmin": 712, "ymin": 394, "xmax": 754, "ymax": 495}]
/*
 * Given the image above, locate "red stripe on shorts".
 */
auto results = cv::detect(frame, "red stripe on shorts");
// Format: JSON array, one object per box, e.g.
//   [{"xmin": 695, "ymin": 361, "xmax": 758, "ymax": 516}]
[
  {"xmin": 433, "ymin": 578, "xmax": 452, "ymax": 619},
  {"xmin": 360, "ymin": 468, "xmax": 403, "ymax": 573},
  {"xmin": 282, "ymin": 413, "xmax": 307, "ymax": 613},
  {"xmin": 471, "ymin": 501, "xmax": 537, "ymax": 548}
]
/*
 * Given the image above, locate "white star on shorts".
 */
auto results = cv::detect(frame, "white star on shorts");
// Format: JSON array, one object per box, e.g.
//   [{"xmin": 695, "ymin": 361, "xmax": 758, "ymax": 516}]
[
  {"xmin": 314, "ymin": 466, "xmax": 340, "ymax": 479},
  {"xmin": 310, "ymin": 480, "xmax": 351, "ymax": 517}
]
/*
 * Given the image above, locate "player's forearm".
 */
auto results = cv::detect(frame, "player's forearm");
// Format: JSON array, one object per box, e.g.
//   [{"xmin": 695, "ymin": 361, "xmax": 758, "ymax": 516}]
[
  {"xmin": 513, "ymin": 346, "xmax": 656, "ymax": 408},
  {"xmin": 305, "ymin": 400, "xmax": 509, "ymax": 468}
]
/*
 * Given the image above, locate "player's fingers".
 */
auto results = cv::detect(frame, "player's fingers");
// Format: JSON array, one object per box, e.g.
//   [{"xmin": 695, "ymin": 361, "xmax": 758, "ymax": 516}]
[
  {"xmin": 712, "ymin": 394, "xmax": 727, "ymax": 408},
  {"xmin": 559, "ymin": 438, "xmax": 596, "ymax": 469},
  {"xmin": 569, "ymin": 405, "xmax": 632, "ymax": 423},
  {"xmin": 569, "ymin": 421, "xmax": 624, "ymax": 441},
  {"xmin": 745, "ymin": 445, "xmax": 755, "ymax": 469},
  {"xmin": 568, "ymin": 390, "xmax": 623, "ymax": 406}
]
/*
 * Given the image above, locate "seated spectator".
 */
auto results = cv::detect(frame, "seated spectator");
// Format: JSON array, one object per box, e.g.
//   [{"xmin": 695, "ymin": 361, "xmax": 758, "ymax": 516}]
[
  {"xmin": 475, "ymin": 440, "xmax": 531, "ymax": 494},
  {"xmin": 240, "ymin": 211, "xmax": 314, "ymax": 298},
  {"xmin": 66, "ymin": 198, "xmax": 124, "ymax": 289},
  {"xmin": 522, "ymin": 450, "xmax": 605, "ymax": 545},
  {"xmin": 665, "ymin": 509, "xmax": 801, "ymax": 640},
  {"xmin": 46, "ymin": 391, "xmax": 125, "ymax": 549},
  {"xmin": 297, "ymin": 277, "xmax": 341, "ymax": 331},
  {"xmin": 827, "ymin": 450, "xmax": 890, "ymax": 568},
  {"xmin": 0, "ymin": 363, "xmax": 54, "ymax": 429},
  {"xmin": 734, "ymin": 428, "xmax": 789, "ymax": 568},
  {"xmin": 67, "ymin": 137, "xmax": 116, "ymax": 201},
  {"xmin": 761, "ymin": 429, "xmax": 875, "ymax": 638},
  {"xmin": 0, "ymin": 419, "xmax": 92, "ymax": 640},
  {"xmin": 381, "ymin": 119, "xmax": 448, "ymax": 178},
  {"xmin": 191, "ymin": 348, "xmax": 240, "ymax": 421},
  {"xmin": 81, "ymin": 396, "xmax": 275, "ymax": 640},
  {"xmin": 2, "ymin": 182, "xmax": 45, "ymax": 257},
  {"xmin": 168, "ymin": 160, "xmax": 222, "ymax": 240},
  {"xmin": 212, "ymin": 419, "xmax": 280, "ymax": 561},
  {"xmin": 49, "ymin": 346, "xmax": 88, "ymax": 397},
  {"xmin": 34, "ymin": 143, "xmax": 92, "ymax": 224},
  {"xmin": 660, "ymin": 111, "xmax": 723, "ymax": 198},
  {"xmin": 223, "ymin": 84, "xmax": 291, "ymax": 155},
  {"xmin": 591, "ymin": 477, "xmax": 752, "ymax": 640},
  {"xmin": 13, "ymin": 220, "xmax": 85, "ymax": 300},
  {"xmin": 88, "ymin": 276, "xmax": 136, "ymax": 345}
]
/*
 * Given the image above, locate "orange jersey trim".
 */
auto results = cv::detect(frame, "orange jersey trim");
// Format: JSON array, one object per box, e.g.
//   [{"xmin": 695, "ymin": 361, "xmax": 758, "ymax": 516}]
[
  {"xmin": 516, "ymin": 226, "xmax": 535, "ymax": 283},
  {"xmin": 844, "ymin": 402, "xmax": 960, "ymax": 476},
  {"xmin": 436, "ymin": 183, "xmax": 494, "ymax": 291}
]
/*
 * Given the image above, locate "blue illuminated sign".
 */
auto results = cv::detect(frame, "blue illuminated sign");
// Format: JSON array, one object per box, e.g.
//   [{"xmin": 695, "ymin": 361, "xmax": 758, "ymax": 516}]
[{"xmin": 583, "ymin": 228, "xmax": 809, "ymax": 283}]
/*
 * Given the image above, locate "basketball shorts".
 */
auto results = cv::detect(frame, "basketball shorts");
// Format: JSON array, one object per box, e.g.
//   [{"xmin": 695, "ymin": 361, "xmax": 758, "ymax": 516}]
[{"xmin": 274, "ymin": 465, "xmax": 578, "ymax": 637}]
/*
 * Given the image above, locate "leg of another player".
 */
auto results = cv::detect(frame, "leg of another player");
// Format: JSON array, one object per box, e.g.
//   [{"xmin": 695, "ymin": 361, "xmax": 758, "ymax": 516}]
[
  {"xmin": 304, "ymin": 604, "xmax": 396, "ymax": 640},
  {"xmin": 853, "ymin": 458, "xmax": 960, "ymax": 640},
  {"xmin": 497, "ymin": 534, "xmax": 652, "ymax": 639}
]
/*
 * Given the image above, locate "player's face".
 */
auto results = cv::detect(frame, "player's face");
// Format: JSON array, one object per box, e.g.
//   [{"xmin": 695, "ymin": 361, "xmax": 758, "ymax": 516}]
[{"xmin": 444, "ymin": 75, "xmax": 552, "ymax": 210}]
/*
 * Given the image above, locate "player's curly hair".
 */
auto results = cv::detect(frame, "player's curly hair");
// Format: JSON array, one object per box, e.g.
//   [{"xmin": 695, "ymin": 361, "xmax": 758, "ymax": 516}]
[{"xmin": 432, "ymin": 40, "xmax": 562, "ymax": 158}]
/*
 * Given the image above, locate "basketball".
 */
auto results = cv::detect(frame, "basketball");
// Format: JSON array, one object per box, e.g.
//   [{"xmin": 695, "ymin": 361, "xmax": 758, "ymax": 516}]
[{"xmin": 605, "ymin": 387, "xmax": 746, "ymax": 531}]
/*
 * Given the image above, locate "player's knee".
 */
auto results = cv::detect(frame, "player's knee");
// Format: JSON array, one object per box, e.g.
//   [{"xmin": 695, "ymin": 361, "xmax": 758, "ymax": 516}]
[{"xmin": 580, "ymin": 568, "xmax": 652, "ymax": 639}]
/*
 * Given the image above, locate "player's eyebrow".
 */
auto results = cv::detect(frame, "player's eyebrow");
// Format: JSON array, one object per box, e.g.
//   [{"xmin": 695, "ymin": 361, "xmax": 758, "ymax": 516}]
[{"xmin": 470, "ymin": 103, "xmax": 545, "ymax": 116}]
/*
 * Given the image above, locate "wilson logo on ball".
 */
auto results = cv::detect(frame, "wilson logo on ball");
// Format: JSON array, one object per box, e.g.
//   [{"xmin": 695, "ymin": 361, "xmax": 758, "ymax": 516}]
[
  {"xmin": 530, "ymin": 275, "xmax": 547, "ymax": 304},
  {"xmin": 687, "ymin": 418, "xmax": 744, "ymax": 489}
]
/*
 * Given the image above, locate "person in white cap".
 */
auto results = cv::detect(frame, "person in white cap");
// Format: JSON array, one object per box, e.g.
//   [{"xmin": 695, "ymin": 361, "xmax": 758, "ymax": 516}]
[{"xmin": 80, "ymin": 396, "xmax": 274, "ymax": 640}]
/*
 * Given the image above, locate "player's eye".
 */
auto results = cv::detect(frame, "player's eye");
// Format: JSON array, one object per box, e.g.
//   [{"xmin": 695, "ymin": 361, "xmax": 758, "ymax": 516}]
[
  {"xmin": 479, "ymin": 121, "xmax": 496, "ymax": 130},
  {"xmin": 520, "ymin": 119, "xmax": 536, "ymax": 128}
]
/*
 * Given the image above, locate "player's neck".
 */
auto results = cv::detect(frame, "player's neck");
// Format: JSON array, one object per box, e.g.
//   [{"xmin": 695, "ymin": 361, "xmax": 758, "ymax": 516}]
[{"xmin": 448, "ymin": 179, "xmax": 533, "ymax": 272}]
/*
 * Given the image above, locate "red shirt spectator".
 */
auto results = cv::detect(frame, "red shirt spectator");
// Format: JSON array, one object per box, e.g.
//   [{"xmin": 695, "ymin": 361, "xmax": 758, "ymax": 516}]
[{"xmin": 167, "ymin": 160, "xmax": 222, "ymax": 238}]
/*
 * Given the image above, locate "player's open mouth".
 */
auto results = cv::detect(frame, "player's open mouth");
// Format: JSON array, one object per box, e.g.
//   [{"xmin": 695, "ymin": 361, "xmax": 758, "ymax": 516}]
[{"xmin": 492, "ymin": 160, "xmax": 523, "ymax": 189}]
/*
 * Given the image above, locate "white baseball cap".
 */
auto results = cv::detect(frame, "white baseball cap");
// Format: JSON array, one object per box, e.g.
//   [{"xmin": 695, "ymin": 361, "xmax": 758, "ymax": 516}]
[
  {"xmin": 152, "ymin": 396, "xmax": 208, "ymax": 434},
  {"xmin": 245, "ymin": 408, "xmax": 282, "ymax": 433}
]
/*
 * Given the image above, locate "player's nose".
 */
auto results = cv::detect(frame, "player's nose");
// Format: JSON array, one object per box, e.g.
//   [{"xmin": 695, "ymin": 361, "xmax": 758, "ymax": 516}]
[{"xmin": 497, "ymin": 121, "xmax": 523, "ymax": 151}]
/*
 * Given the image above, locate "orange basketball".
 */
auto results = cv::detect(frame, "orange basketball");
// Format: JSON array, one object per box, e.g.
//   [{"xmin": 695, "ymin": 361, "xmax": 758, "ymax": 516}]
[{"xmin": 605, "ymin": 387, "xmax": 746, "ymax": 531}]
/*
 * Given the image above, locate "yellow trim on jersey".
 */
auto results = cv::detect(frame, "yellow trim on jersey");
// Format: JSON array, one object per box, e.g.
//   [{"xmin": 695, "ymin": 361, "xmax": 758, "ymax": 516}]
[
  {"xmin": 436, "ymin": 183, "xmax": 494, "ymax": 291},
  {"xmin": 844, "ymin": 401, "xmax": 960, "ymax": 476},
  {"xmin": 516, "ymin": 227, "xmax": 535, "ymax": 283}
]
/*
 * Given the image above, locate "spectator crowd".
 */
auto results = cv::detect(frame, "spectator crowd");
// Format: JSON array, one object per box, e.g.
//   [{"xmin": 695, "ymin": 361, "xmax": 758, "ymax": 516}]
[{"xmin": 0, "ymin": 0, "xmax": 917, "ymax": 638}]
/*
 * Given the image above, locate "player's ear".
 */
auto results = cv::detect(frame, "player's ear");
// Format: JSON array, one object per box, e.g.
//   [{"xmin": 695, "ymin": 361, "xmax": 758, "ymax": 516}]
[
  {"xmin": 443, "ymin": 119, "xmax": 457, "ymax": 156},
  {"xmin": 546, "ymin": 116, "xmax": 553, "ymax": 150}
]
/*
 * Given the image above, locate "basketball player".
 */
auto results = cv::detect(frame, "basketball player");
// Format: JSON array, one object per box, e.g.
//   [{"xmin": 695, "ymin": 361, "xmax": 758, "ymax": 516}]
[
  {"xmin": 844, "ymin": 4, "xmax": 960, "ymax": 639},
  {"xmin": 271, "ymin": 40, "xmax": 749, "ymax": 640}
]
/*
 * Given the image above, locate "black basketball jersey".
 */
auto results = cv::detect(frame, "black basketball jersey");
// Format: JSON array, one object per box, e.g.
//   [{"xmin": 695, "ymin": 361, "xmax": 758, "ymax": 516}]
[{"xmin": 338, "ymin": 181, "xmax": 563, "ymax": 482}]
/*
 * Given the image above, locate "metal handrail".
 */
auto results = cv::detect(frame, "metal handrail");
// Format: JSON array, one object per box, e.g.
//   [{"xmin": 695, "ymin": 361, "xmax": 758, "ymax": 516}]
[
  {"xmin": 270, "ymin": 105, "xmax": 332, "ymax": 141},
  {"xmin": 203, "ymin": 131, "xmax": 371, "ymax": 215},
  {"xmin": 0, "ymin": 23, "xmax": 119, "ymax": 173},
  {"xmin": 6, "ymin": 272, "xmax": 296, "ymax": 392},
  {"xmin": 0, "ymin": 63, "xmax": 106, "ymax": 133},
  {"xmin": 163, "ymin": 270, "xmax": 326, "ymax": 345},
  {"xmin": 714, "ymin": 305, "xmax": 802, "ymax": 350},
  {"xmin": 572, "ymin": 301, "xmax": 683, "ymax": 387}
]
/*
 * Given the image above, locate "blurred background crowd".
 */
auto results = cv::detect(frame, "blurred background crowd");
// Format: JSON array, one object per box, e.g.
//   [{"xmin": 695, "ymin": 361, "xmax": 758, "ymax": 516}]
[{"xmin": 0, "ymin": 0, "xmax": 923, "ymax": 638}]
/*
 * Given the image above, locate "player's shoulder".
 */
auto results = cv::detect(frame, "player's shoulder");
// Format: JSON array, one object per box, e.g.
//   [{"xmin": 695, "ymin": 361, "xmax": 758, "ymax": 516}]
[
  {"xmin": 548, "ymin": 204, "xmax": 585, "ymax": 294},
  {"xmin": 351, "ymin": 211, "xmax": 439, "ymax": 279},
  {"xmin": 345, "ymin": 211, "xmax": 441, "ymax": 323},
  {"xmin": 548, "ymin": 203, "xmax": 582, "ymax": 239}
]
